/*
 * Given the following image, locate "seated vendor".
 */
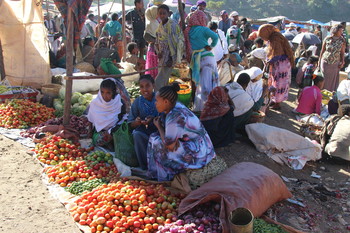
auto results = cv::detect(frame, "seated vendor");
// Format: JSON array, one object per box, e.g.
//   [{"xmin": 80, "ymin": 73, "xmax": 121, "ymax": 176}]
[
  {"xmin": 337, "ymin": 78, "xmax": 350, "ymax": 106},
  {"xmin": 200, "ymin": 86, "xmax": 235, "ymax": 148},
  {"xmin": 235, "ymin": 67, "xmax": 264, "ymax": 111},
  {"xmin": 225, "ymin": 73, "xmax": 254, "ymax": 131},
  {"xmin": 147, "ymin": 83, "xmax": 227, "ymax": 189},
  {"xmin": 124, "ymin": 42, "xmax": 146, "ymax": 72},
  {"xmin": 87, "ymin": 78, "xmax": 128, "ymax": 149},
  {"xmin": 218, "ymin": 46, "xmax": 244, "ymax": 85},
  {"xmin": 128, "ymin": 75, "xmax": 158, "ymax": 170},
  {"xmin": 295, "ymin": 76, "xmax": 324, "ymax": 115}
]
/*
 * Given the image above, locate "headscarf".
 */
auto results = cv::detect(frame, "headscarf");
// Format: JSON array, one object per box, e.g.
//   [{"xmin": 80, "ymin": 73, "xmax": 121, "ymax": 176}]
[
  {"xmin": 234, "ymin": 67, "xmax": 263, "ymax": 102},
  {"xmin": 87, "ymin": 78, "xmax": 123, "ymax": 132},
  {"xmin": 100, "ymin": 58, "xmax": 122, "ymax": 75},
  {"xmin": 258, "ymin": 24, "xmax": 294, "ymax": 66},
  {"xmin": 200, "ymin": 86, "xmax": 231, "ymax": 121},
  {"xmin": 184, "ymin": 10, "xmax": 207, "ymax": 62},
  {"xmin": 145, "ymin": 6, "xmax": 159, "ymax": 38},
  {"xmin": 251, "ymin": 48, "xmax": 267, "ymax": 60}
]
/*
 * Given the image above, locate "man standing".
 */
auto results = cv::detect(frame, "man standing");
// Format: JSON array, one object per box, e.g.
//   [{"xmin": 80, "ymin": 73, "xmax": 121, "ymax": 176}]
[
  {"xmin": 196, "ymin": 0, "xmax": 211, "ymax": 24},
  {"xmin": 240, "ymin": 18, "xmax": 251, "ymax": 40},
  {"xmin": 126, "ymin": 0, "xmax": 146, "ymax": 58},
  {"xmin": 230, "ymin": 11, "xmax": 240, "ymax": 27},
  {"xmin": 218, "ymin": 10, "xmax": 231, "ymax": 35},
  {"xmin": 44, "ymin": 13, "xmax": 57, "ymax": 34},
  {"xmin": 85, "ymin": 14, "xmax": 97, "ymax": 37},
  {"xmin": 208, "ymin": 21, "xmax": 228, "ymax": 65}
]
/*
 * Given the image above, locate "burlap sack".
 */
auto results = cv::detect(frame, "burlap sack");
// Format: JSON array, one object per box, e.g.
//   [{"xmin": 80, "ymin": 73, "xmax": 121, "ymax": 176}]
[{"xmin": 178, "ymin": 162, "xmax": 292, "ymax": 233}]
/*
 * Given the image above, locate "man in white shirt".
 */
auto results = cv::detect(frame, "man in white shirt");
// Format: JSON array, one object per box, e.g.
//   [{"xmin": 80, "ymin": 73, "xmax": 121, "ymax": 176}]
[
  {"xmin": 208, "ymin": 21, "xmax": 228, "ymax": 64},
  {"xmin": 85, "ymin": 14, "xmax": 97, "ymax": 36},
  {"xmin": 286, "ymin": 23, "xmax": 298, "ymax": 36}
]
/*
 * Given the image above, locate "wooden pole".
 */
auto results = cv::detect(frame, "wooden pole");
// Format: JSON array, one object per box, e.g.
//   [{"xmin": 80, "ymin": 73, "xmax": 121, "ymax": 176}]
[
  {"xmin": 121, "ymin": 0, "xmax": 126, "ymax": 61},
  {"xmin": 0, "ymin": 39, "xmax": 5, "ymax": 80},
  {"xmin": 178, "ymin": 0, "xmax": 185, "ymax": 31},
  {"xmin": 46, "ymin": 0, "xmax": 50, "ymax": 19},
  {"xmin": 63, "ymin": 8, "xmax": 74, "ymax": 126},
  {"xmin": 97, "ymin": 0, "xmax": 101, "ymax": 26}
]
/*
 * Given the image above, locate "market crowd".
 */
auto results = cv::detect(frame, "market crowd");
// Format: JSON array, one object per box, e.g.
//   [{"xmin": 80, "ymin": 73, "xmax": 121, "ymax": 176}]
[{"xmin": 44, "ymin": 0, "xmax": 350, "ymax": 187}]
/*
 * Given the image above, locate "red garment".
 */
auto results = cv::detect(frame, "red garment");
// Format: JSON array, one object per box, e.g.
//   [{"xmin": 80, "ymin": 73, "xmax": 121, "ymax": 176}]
[
  {"xmin": 200, "ymin": 86, "xmax": 231, "ymax": 121},
  {"xmin": 296, "ymin": 85, "xmax": 322, "ymax": 115}
]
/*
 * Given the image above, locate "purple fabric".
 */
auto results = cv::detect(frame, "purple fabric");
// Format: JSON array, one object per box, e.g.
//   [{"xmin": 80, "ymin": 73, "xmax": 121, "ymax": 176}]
[{"xmin": 196, "ymin": 0, "xmax": 206, "ymax": 6}]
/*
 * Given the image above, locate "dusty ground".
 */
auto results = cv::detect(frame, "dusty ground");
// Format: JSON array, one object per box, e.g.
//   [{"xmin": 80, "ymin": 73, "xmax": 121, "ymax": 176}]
[{"xmin": 0, "ymin": 86, "xmax": 349, "ymax": 232}]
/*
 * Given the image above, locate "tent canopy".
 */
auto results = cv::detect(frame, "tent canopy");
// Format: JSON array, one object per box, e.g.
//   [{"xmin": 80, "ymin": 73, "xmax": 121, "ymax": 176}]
[{"xmin": 89, "ymin": 2, "xmax": 134, "ymax": 16}]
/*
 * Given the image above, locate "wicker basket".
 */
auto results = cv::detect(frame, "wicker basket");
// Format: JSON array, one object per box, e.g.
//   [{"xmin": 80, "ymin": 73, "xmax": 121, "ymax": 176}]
[{"xmin": 41, "ymin": 84, "xmax": 62, "ymax": 97}]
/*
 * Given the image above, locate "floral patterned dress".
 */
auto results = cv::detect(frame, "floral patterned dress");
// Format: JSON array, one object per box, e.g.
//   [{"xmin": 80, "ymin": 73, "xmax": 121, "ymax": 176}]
[{"xmin": 147, "ymin": 102, "xmax": 216, "ymax": 181}]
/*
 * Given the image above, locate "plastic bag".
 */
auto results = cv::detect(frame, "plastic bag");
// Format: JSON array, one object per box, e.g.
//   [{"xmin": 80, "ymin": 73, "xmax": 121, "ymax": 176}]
[{"xmin": 113, "ymin": 122, "xmax": 139, "ymax": 167}]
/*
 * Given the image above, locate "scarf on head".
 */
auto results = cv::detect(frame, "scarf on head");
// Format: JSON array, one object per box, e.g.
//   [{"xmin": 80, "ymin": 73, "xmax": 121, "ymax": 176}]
[
  {"xmin": 145, "ymin": 6, "xmax": 159, "ymax": 38},
  {"xmin": 200, "ymin": 86, "xmax": 231, "ymax": 121},
  {"xmin": 87, "ymin": 78, "xmax": 123, "ymax": 132},
  {"xmin": 184, "ymin": 10, "xmax": 207, "ymax": 62},
  {"xmin": 100, "ymin": 58, "xmax": 122, "ymax": 75},
  {"xmin": 251, "ymin": 48, "xmax": 267, "ymax": 60},
  {"xmin": 258, "ymin": 24, "xmax": 294, "ymax": 66}
]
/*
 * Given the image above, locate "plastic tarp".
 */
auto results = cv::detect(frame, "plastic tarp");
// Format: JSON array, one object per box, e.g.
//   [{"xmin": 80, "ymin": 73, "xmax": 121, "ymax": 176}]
[{"xmin": 0, "ymin": 0, "xmax": 51, "ymax": 88}]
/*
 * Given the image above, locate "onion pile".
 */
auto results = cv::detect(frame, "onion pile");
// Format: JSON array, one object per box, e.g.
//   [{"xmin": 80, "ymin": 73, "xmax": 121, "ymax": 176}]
[
  {"xmin": 21, "ymin": 115, "xmax": 89, "ymax": 138},
  {"xmin": 157, "ymin": 202, "xmax": 222, "ymax": 233}
]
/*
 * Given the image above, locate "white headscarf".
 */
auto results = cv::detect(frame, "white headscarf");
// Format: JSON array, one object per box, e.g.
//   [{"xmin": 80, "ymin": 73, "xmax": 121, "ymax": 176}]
[
  {"xmin": 251, "ymin": 48, "xmax": 267, "ymax": 61},
  {"xmin": 145, "ymin": 6, "xmax": 159, "ymax": 38},
  {"xmin": 235, "ymin": 67, "xmax": 264, "ymax": 102},
  {"xmin": 87, "ymin": 79, "xmax": 123, "ymax": 132}
]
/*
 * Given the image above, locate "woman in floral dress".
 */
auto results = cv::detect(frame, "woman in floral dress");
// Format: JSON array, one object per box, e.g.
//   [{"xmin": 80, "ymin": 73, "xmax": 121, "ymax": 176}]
[{"xmin": 147, "ymin": 83, "xmax": 226, "ymax": 188}]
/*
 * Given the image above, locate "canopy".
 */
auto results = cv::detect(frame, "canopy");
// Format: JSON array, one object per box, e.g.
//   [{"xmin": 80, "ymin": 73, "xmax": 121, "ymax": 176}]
[
  {"xmin": 89, "ymin": 2, "xmax": 134, "ymax": 16},
  {"xmin": 163, "ymin": 0, "xmax": 194, "ymax": 7},
  {"xmin": 307, "ymin": 19, "xmax": 325, "ymax": 26}
]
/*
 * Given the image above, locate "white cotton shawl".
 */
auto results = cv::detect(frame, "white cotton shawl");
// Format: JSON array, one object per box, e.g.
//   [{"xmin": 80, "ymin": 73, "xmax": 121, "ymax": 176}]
[
  {"xmin": 235, "ymin": 67, "xmax": 264, "ymax": 102},
  {"xmin": 87, "ymin": 90, "xmax": 123, "ymax": 132},
  {"xmin": 145, "ymin": 6, "xmax": 159, "ymax": 38},
  {"xmin": 251, "ymin": 48, "xmax": 267, "ymax": 60}
]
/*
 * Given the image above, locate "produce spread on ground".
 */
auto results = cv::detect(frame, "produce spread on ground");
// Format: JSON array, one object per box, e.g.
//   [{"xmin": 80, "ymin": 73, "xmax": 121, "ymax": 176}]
[{"xmin": 1, "ymin": 85, "xmax": 348, "ymax": 233}]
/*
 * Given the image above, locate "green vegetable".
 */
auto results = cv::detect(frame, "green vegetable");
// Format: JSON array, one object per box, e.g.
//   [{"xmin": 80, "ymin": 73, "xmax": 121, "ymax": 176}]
[
  {"xmin": 65, "ymin": 179, "xmax": 106, "ymax": 195},
  {"xmin": 253, "ymin": 218, "xmax": 287, "ymax": 233},
  {"xmin": 71, "ymin": 92, "xmax": 82, "ymax": 104}
]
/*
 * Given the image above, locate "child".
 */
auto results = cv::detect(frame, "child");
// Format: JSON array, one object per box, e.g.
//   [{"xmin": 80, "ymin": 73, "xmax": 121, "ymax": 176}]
[
  {"xmin": 125, "ymin": 42, "xmax": 145, "ymax": 71},
  {"xmin": 302, "ymin": 56, "xmax": 319, "ymax": 88},
  {"xmin": 296, "ymin": 76, "xmax": 324, "ymax": 115},
  {"xmin": 154, "ymin": 4, "xmax": 184, "ymax": 91},
  {"xmin": 128, "ymin": 75, "xmax": 159, "ymax": 170},
  {"xmin": 87, "ymin": 78, "xmax": 127, "ymax": 149}
]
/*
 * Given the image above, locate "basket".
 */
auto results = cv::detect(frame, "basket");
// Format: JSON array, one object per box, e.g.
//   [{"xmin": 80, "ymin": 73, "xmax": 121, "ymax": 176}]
[
  {"xmin": 177, "ymin": 84, "xmax": 192, "ymax": 107},
  {"xmin": 41, "ymin": 84, "xmax": 62, "ymax": 98},
  {"xmin": 249, "ymin": 110, "xmax": 266, "ymax": 123},
  {"xmin": 300, "ymin": 113, "xmax": 324, "ymax": 141}
]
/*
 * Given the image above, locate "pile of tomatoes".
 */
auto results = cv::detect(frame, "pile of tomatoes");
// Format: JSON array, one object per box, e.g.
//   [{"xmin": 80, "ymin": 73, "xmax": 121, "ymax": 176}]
[
  {"xmin": 35, "ymin": 136, "xmax": 93, "ymax": 165},
  {"xmin": 0, "ymin": 99, "xmax": 55, "ymax": 128},
  {"xmin": 69, "ymin": 180, "xmax": 185, "ymax": 233},
  {"xmin": 45, "ymin": 160, "xmax": 120, "ymax": 187}
]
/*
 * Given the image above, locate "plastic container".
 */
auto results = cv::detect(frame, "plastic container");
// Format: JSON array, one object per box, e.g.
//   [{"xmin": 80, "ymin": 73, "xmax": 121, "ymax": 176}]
[
  {"xmin": 229, "ymin": 208, "xmax": 254, "ymax": 233},
  {"xmin": 177, "ymin": 84, "xmax": 192, "ymax": 107}
]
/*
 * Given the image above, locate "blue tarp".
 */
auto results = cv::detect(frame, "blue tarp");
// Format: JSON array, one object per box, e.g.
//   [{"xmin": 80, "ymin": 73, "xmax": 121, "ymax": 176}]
[{"xmin": 307, "ymin": 19, "xmax": 326, "ymax": 26}]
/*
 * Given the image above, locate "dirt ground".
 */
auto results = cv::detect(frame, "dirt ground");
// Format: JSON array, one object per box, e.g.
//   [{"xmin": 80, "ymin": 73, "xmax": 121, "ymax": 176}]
[{"xmin": 0, "ymin": 86, "xmax": 349, "ymax": 233}]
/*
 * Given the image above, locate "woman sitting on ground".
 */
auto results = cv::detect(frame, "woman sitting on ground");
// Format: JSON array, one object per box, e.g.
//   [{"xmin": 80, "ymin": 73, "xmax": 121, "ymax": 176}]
[
  {"xmin": 226, "ymin": 73, "xmax": 254, "ymax": 131},
  {"xmin": 87, "ymin": 78, "xmax": 128, "ymax": 149},
  {"xmin": 200, "ymin": 86, "xmax": 235, "ymax": 148},
  {"xmin": 128, "ymin": 75, "xmax": 159, "ymax": 170},
  {"xmin": 147, "ymin": 83, "xmax": 227, "ymax": 189},
  {"xmin": 295, "ymin": 76, "xmax": 324, "ymax": 115}
]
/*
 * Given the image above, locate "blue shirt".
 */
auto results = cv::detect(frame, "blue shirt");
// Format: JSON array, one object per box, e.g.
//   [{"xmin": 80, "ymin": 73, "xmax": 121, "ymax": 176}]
[
  {"xmin": 218, "ymin": 19, "xmax": 232, "ymax": 35},
  {"xmin": 104, "ymin": 21, "xmax": 122, "ymax": 37},
  {"xmin": 189, "ymin": 26, "xmax": 218, "ymax": 51}
]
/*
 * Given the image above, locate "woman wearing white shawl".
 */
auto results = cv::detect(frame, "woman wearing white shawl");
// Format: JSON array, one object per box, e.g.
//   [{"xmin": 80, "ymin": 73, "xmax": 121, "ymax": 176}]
[
  {"xmin": 87, "ymin": 78, "xmax": 127, "ymax": 148},
  {"xmin": 144, "ymin": 6, "xmax": 160, "ymax": 78},
  {"xmin": 235, "ymin": 67, "xmax": 265, "ymax": 111}
]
